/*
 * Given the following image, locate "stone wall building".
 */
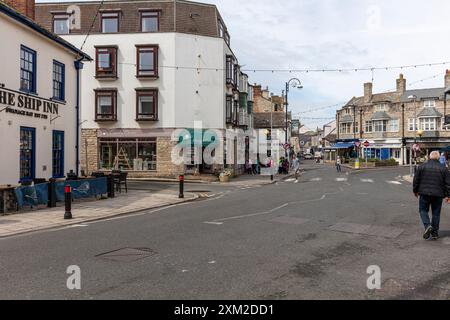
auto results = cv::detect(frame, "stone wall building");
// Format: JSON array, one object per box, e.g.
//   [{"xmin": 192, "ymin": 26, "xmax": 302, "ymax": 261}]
[{"xmin": 336, "ymin": 71, "xmax": 450, "ymax": 165}]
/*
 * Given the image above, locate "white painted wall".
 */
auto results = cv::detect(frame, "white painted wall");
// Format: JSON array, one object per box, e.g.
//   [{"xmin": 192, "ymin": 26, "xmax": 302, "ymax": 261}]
[
  {"xmin": 65, "ymin": 32, "xmax": 229, "ymax": 131},
  {"xmin": 0, "ymin": 13, "xmax": 79, "ymax": 185}
]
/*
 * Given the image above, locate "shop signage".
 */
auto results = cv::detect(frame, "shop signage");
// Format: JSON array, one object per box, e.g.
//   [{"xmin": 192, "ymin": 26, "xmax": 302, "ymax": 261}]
[{"xmin": 0, "ymin": 88, "xmax": 60, "ymax": 120}]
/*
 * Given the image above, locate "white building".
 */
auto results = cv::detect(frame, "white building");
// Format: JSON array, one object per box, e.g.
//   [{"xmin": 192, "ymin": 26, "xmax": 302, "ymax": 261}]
[
  {"xmin": 0, "ymin": 1, "xmax": 90, "ymax": 185},
  {"xmin": 36, "ymin": 0, "xmax": 253, "ymax": 178}
]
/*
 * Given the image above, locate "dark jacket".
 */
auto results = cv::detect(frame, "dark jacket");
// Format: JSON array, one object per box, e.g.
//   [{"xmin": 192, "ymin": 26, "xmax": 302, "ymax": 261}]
[{"xmin": 413, "ymin": 159, "xmax": 450, "ymax": 198}]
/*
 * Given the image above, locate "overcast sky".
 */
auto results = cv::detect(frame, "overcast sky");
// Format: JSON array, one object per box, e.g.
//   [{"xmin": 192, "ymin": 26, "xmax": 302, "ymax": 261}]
[{"xmin": 37, "ymin": 0, "xmax": 450, "ymax": 128}]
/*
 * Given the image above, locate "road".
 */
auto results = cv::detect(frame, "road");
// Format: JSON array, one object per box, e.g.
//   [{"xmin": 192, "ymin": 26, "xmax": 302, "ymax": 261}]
[{"xmin": 1, "ymin": 164, "xmax": 450, "ymax": 300}]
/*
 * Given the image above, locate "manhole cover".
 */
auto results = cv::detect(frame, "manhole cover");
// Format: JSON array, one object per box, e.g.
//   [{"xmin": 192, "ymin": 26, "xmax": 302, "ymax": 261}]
[{"xmin": 96, "ymin": 248, "xmax": 157, "ymax": 262}]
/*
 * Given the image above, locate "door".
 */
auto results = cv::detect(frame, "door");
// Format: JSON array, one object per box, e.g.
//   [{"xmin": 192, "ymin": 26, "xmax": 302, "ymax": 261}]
[
  {"xmin": 20, "ymin": 127, "xmax": 36, "ymax": 182},
  {"xmin": 381, "ymin": 148, "xmax": 390, "ymax": 160},
  {"xmin": 52, "ymin": 131, "xmax": 64, "ymax": 178}
]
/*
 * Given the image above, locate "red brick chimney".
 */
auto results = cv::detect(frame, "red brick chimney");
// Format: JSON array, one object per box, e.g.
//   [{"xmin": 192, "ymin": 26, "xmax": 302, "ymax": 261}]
[
  {"xmin": 3, "ymin": 0, "xmax": 35, "ymax": 20},
  {"xmin": 253, "ymin": 84, "xmax": 262, "ymax": 98}
]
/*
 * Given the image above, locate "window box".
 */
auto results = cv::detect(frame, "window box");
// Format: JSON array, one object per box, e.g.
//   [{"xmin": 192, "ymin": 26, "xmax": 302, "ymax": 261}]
[
  {"xmin": 95, "ymin": 89, "xmax": 117, "ymax": 121},
  {"xmin": 95, "ymin": 46, "xmax": 118, "ymax": 79},
  {"xmin": 136, "ymin": 45, "xmax": 158, "ymax": 78},
  {"xmin": 136, "ymin": 88, "xmax": 158, "ymax": 121}
]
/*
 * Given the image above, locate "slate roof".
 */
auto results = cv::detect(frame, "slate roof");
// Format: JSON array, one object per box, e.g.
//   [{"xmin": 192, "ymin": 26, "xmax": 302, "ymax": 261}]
[{"xmin": 417, "ymin": 107, "xmax": 443, "ymax": 118}]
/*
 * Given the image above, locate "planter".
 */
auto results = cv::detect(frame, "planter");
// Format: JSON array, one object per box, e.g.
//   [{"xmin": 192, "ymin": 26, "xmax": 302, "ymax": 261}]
[{"xmin": 219, "ymin": 176, "xmax": 230, "ymax": 183}]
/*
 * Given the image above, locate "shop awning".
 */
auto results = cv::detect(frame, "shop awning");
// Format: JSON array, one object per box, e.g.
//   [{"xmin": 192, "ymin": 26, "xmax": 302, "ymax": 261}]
[
  {"xmin": 324, "ymin": 142, "xmax": 354, "ymax": 150},
  {"xmin": 441, "ymin": 146, "xmax": 450, "ymax": 153},
  {"xmin": 178, "ymin": 129, "xmax": 220, "ymax": 147}
]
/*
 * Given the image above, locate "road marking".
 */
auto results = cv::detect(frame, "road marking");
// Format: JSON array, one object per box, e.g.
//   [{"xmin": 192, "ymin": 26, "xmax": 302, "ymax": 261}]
[
  {"xmin": 336, "ymin": 178, "xmax": 348, "ymax": 182},
  {"xmin": 203, "ymin": 221, "xmax": 224, "ymax": 225},
  {"xmin": 361, "ymin": 179, "xmax": 374, "ymax": 183},
  {"xmin": 310, "ymin": 178, "xmax": 322, "ymax": 182},
  {"xmin": 294, "ymin": 180, "xmax": 299, "ymax": 184},
  {"xmin": 208, "ymin": 260, "xmax": 217, "ymax": 264},
  {"xmin": 71, "ymin": 224, "xmax": 89, "ymax": 228},
  {"xmin": 285, "ymin": 178, "xmax": 296, "ymax": 182},
  {"xmin": 387, "ymin": 181, "xmax": 402, "ymax": 185}
]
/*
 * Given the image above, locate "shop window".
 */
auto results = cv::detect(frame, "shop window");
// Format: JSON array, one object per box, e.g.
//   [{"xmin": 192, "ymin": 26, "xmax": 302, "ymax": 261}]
[
  {"xmin": 136, "ymin": 45, "xmax": 158, "ymax": 78},
  {"xmin": 95, "ymin": 89, "xmax": 117, "ymax": 121},
  {"xmin": 95, "ymin": 46, "xmax": 117, "ymax": 78},
  {"xmin": 140, "ymin": 11, "xmax": 159, "ymax": 32},
  {"xmin": 53, "ymin": 60, "xmax": 65, "ymax": 101},
  {"xmin": 99, "ymin": 138, "xmax": 157, "ymax": 171},
  {"xmin": 136, "ymin": 89, "xmax": 158, "ymax": 121},
  {"xmin": 20, "ymin": 45, "xmax": 36, "ymax": 93}
]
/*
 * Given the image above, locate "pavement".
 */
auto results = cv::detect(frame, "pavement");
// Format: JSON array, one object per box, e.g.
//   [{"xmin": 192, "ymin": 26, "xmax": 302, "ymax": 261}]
[
  {"xmin": 0, "ymin": 190, "xmax": 197, "ymax": 238},
  {"xmin": 1, "ymin": 163, "xmax": 450, "ymax": 300}
]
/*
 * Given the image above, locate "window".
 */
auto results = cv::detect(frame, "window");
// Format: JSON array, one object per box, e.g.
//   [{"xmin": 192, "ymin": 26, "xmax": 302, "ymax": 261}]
[
  {"xmin": 140, "ymin": 11, "xmax": 159, "ymax": 32},
  {"xmin": 99, "ymin": 138, "xmax": 157, "ymax": 171},
  {"xmin": 136, "ymin": 89, "xmax": 158, "ymax": 121},
  {"xmin": 218, "ymin": 19, "xmax": 225, "ymax": 38},
  {"xmin": 20, "ymin": 45, "xmax": 36, "ymax": 93},
  {"xmin": 419, "ymin": 118, "xmax": 439, "ymax": 131},
  {"xmin": 408, "ymin": 118, "xmax": 417, "ymax": 131},
  {"xmin": 389, "ymin": 119, "xmax": 399, "ymax": 132},
  {"xmin": 340, "ymin": 123, "xmax": 351, "ymax": 134},
  {"xmin": 136, "ymin": 45, "xmax": 158, "ymax": 78},
  {"xmin": 20, "ymin": 127, "xmax": 35, "ymax": 181},
  {"xmin": 101, "ymin": 12, "xmax": 119, "ymax": 33},
  {"xmin": 226, "ymin": 95, "xmax": 233, "ymax": 123},
  {"xmin": 392, "ymin": 149, "xmax": 401, "ymax": 159},
  {"xmin": 53, "ymin": 61, "xmax": 65, "ymax": 101},
  {"xmin": 95, "ymin": 46, "xmax": 117, "ymax": 78},
  {"xmin": 53, "ymin": 15, "xmax": 69, "ymax": 35},
  {"xmin": 424, "ymin": 100, "xmax": 436, "ymax": 108},
  {"xmin": 365, "ymin": 121, "xmax": 373, "ymax": 133},
  {"xmin": 233, "ymin": 100, "xmax": 239, "ymax": 125},
  {"xmin": 375, "ymin": 104, "xmax": 387, "ymax": 112},
  {"xmin": 95, "ymin": 89, "xmax": 117, "ymax": 121},
  {"xmin": 226, "ymin": 55, "xmax": 234, "ymax": 85},
  {"xmin": 52, "ymin": 131, "xmax": 64, "ymax": 178},
  {"xmin": 353, "ymin": 122, "xmax": 359, "ymax": 134},
  {"xmin": 374, "ymin": 120, "xmax": 387, "ymax": 132}
]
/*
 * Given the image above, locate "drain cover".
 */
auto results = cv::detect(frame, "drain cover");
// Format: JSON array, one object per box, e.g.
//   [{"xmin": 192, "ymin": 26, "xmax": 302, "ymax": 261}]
[{"xmin": 96, "ymin": 248, "xmax": 157, "ymax": 262}]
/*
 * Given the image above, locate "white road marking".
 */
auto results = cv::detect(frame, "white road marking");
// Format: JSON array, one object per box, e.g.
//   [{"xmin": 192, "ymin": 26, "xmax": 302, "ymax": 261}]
[
  {"xmin": 71, "ymin": 224, "xmax": 89, "ymax": 228},
  {"xmin": 361, "ymin": 179, "xmax": 374, "ymax": 183},
  {"xmin": 387, "ymin": 181, "xmax": 402, "ymax": 185},
  {"xmin": 310, "ymin": 178, "xmax": 322, "ymax": 182},
  {"xmin": 294, "ymin": 180, "xmax": 299, "ymax": 184},
  {"xmin": 285, "ymin": 178, "xmax": 296, "ymax": 182},
  {"xmin": 203, "ymin": 221, "xmax": 224, "ymax": 225},
  {"xmin": 336, "ymin": 178, "xmax": 348, "ymax": 182},
  {"xmin": 208, "ymin": 261, "xmax": 217, "ymax": 264}
]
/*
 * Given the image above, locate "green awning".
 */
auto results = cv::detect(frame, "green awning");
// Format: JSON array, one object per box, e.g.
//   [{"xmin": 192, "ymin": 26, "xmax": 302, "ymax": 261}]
[{"xmin": 178, "ymin": 129, "xmax": 219, "ymax": 147}]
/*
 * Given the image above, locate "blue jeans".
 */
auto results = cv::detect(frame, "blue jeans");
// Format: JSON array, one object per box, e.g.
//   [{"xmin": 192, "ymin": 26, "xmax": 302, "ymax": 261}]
[
  {"xmin": 336, "ymin": 164, "xmax": 341, "ymax": 172},
  {"xmin": 419, "ymin": 195, "xmax": 443, "ymax": 232}
]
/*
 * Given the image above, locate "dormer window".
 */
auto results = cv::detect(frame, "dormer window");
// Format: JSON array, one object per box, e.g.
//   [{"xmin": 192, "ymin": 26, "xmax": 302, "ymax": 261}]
[
  {"xmin": 424, "ymin": 100, "xmax": 436, "ymax": 108},
  {"xmin": 101, "ymin": 12, "xmax": 119, "ymax": 33},
  {"xmin": 375, "ymin": 104, "xmax": 387, "ymax": 112},
  {"xmin": 53, "ymin": 14, "xmax": 70, "ymax": 35}
]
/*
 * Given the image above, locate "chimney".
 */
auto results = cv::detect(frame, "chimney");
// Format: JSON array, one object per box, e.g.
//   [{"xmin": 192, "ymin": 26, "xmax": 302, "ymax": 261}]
[
  {"xmin": 364, "ymin": 82, "xmax": 373, "ymax": 103},
  {"xmin": 445, "ymin": 70, "xmax": 450, "ymax": 89},
  {"xmin": 3, "ymin": 0, "xmax": 35, "ymax": 19},
  {"xmin": 397, "ymin": 74, "xmax": 406, "ymax": 94}
]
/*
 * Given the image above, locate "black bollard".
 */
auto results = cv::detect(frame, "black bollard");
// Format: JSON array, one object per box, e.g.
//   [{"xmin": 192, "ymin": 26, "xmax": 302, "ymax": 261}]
[
  {"xmin": 179, "ymin": 175, "xmax": 184, "ymax": 199},
  {"xmin": 107, "ymin": 174, "xmax": 115, "ymax": 198},
  {"xmin": 48, "ymin": 178, "xmax": 56, "ymax": 208},
  {"xmin": 64, "ymin": 185, "xmax": 73, "ymax": 220},
  {"xmin": 271, "ymin": 174, "xmax": 274, "ymax": 181}
]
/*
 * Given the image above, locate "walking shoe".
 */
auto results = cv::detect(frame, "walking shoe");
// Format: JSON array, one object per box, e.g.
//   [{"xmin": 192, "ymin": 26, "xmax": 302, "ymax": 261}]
[
  {"xmin": 431, "ymin": 231, "xmax": 439, "ymax": 240},
  {"xmin": 423, "ymin": 226, "xmax": 433, "ymax": 240}
]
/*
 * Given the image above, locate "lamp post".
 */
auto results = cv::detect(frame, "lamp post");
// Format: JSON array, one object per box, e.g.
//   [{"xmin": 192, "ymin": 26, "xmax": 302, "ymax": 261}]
[
  {"xmin": 285, "ymin": 78, "xmax": 303, "ymax": 158},
  {"xmin": 409, "ymin": 95, "xmax": 418, "ymax": 177}
]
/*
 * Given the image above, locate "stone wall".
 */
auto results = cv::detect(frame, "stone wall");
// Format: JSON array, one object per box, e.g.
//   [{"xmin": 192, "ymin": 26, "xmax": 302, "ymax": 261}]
[
  {"xmin": 156, "ymin": 136, "xmax": 184, "ymax": 177},
  {"xmin": 80, "ymin": 129, "xmax": 99, "ymax": 175}
]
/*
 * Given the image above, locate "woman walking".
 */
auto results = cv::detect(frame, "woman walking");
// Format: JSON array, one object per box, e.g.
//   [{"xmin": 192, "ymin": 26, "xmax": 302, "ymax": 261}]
[{"xmin": 336, "ymin": 156, "xmax": 342, "ymax": 173}]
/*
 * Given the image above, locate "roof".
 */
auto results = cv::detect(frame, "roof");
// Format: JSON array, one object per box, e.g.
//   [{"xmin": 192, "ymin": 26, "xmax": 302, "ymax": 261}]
[
  {"xmin": 400, "ymin": 88, "xmax": 449, "ymax": 102},
  {"xmin": 417, "ymin": 107, "xmax": 443, "ymax": 118},
  {"xmin": 253, "ymin": 113, "xmax": 286, "ymax": 129},
  {"xmin": 370, "ymin": 111, "xmax": 391, "ymax": 121},
  {"xmin": 340, "ymin": 115, "xmax": 354, "ymax": 123},
  {"xmin": 0, "ymin": 2, "xmax": 91, "ymax": 61}
]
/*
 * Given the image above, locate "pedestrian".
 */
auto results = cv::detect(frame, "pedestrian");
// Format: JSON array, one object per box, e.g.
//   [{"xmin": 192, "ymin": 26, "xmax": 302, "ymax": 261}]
[
  {"xmin": 413, "ymin": 151, "xmax": 450, "ymax": 240},
  {"xmin": 292, "ymin": 155, "xmax": 301, "ymax": 180},
  {"xmin": 246, "ymin": 160, "xmax": 253, "ymax": 175},
  {"xmin": 336, "ymin": 156, "xmax": 342, "ymax": 173}
]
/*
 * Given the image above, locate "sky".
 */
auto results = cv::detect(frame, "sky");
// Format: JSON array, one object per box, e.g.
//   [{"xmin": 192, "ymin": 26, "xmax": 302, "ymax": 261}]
[{"xmin": 36, "ymin": 0, "xmax": 450, "ymax": 128}]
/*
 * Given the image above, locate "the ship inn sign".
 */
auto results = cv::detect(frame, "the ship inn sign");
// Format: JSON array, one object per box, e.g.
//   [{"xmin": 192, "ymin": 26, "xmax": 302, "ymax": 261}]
[{"xmin": 0, "ymin": 87, "xmax": 60, "ymax": 120}]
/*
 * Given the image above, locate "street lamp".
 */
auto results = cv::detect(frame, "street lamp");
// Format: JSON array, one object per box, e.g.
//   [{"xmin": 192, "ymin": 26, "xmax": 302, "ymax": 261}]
[
  {"xmin": 285, "ymin": 78, "xmax": 303, "ymax": 158},
  {"xmin": 408, "ymin": 94, "xmax": 418, "ymax": 176}
]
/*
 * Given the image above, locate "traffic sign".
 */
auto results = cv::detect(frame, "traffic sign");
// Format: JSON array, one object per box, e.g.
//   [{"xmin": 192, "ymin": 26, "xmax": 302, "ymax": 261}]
[
  {"xmin": 363, "ymin": 141, "xmax": 370, "ymax": 148},
  {"xmin": 354, "ymin": 141, "xmax": 361, "ymax": 148}
]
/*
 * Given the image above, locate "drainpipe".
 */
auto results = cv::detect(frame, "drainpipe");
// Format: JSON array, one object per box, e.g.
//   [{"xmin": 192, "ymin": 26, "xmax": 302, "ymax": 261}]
[{"xmin": 74, "ymin": 58, "xmax": 84, "ymax": 177}]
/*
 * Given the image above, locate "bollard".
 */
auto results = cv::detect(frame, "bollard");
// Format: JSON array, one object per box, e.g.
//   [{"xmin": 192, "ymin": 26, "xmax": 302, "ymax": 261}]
[
  {"xmin": 107, "ymin": 174, "xmax": 115, "ymax": 198},
  {"xmin": 48, "ymin": 178, "xmax": 56, "ymax": 208},
  {"xmin": 64, "ymin": 185, "xmax": 73, "ymax": 220},
  {"xmin": 270, "ymin": 174, "xmax": 274, "ymax": 181},
  {"xmin": 179, "ymin": 175, "xmax": 184, "ymax": 199}
]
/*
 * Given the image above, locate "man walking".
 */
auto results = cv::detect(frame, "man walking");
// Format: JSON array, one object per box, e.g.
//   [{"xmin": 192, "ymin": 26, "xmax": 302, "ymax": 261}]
[
  {"xmin": 413, "ymin": 151, "xmax": 450, "ymax": 240},
  {"xmin": 336, "ymin": 156, "xmax": 342, "ymax": 173},
  {"xmin": 292, "ymin": 155, "xmax": 301, "ymax": 181}
]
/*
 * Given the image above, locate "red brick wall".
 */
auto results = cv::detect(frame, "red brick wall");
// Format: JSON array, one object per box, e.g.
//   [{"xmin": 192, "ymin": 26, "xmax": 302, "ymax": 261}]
[{"xmin": 3, "ymin": 0, "xmax": 35, "ymax": 19}]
